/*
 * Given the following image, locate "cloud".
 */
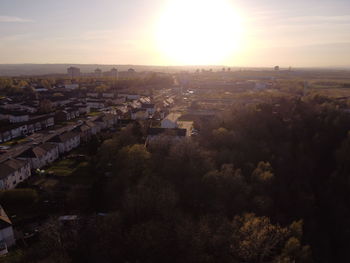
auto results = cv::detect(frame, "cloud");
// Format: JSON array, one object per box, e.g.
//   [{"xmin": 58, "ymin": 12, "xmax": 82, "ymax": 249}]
[{"xmin": 0, "ymin": 15, "xmax": 32, "ymax": 23}]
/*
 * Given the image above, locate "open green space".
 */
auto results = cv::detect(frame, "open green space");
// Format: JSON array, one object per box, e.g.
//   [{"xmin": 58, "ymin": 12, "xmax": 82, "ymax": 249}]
[{"xmin": 46, "ymin": 159, "xmax": 76, "ymax": 177}]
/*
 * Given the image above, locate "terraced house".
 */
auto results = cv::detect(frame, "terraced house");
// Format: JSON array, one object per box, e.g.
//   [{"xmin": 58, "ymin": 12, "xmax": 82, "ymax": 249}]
[
  {"xmin": 48, "ymin": 131, "xmax": 80, "ymax": 154},
  {"xmin": 17, "ymin": 143, "xmax": 59, "ymax": 170},
  {"xmin": 0, "ymin": 159, "xmax": 31, "ymax": 190}
]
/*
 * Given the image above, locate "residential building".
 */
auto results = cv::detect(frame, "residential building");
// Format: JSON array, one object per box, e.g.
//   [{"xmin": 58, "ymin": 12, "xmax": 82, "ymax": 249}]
[
  {"xmin": 0, "ymin": 159, "xmax": 31, "ymax": 190},
  {"xmin": 119, "ymin": 94, "xmax": 141, "ymax": 100},
  {"xmin": 87, "ymin": 93, "xmax": 99, "ymax": 98},
  {"xmin": 55, "ymin": 108, "xmax": 80, "ymax": 122},
  {"xmin": 48, "ymin": 132, "xmax": 80, "ymax": 154},
  {"xmin": 18, "ymin": 143, "xmax": 59, "ymax": 170},
  {"xmin": 110, "ymin": 68, "xmax": 118, "ymax": 79},
  {"xmin": 85, "ymin": 121, "xmax": 100, "ymax": 135},
  {"xmin": 141, "ymin": 103, "xmax": 156, "ymax": 115},
  {"xmin": 131, "ymin": 109, "xmax": 148, "ymax": 120},
  {"xmin": 67, "ymin": 67, "xmax": 80, "ymax": 78},
  {"xmin": 0, "ymin": 109, "xmax": 29, "ymax": 123},
  {"xmin": 94, "ymin": 114, "xmax": 117, "ymax": 129},
  {"xmin": 161, "ymin": 113, "xmax": 181, "ymax": 128},
  {"xmin": 64, "ymin": 84, "xmax": 79, "ymax": 90},
  {"xmin": 94, "ymin": 68, "xmax": 102, "ymax": 77},
  {"xmin": 86, "ymin": 99, "xmax": 105, "ymax": 109},
  {"xmin": 73, "ymin": 124, "xmax": 92, "ymax": 142},
  {"xmin": 102, "ymin": 93, "xmax": 115, "ymax": 99},
  {"xmin": 0, "ymin": 205, "xmax": 15, "ymax": 255}
]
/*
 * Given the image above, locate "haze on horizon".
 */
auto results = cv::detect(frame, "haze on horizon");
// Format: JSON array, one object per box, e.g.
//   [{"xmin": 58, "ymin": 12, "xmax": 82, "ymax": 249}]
[{"xmin": 1, "ymin": 0, "xmax": 350, "ymax": 68}]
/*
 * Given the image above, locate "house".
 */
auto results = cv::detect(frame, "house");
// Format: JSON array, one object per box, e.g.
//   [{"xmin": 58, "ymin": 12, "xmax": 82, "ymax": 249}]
[
  {"xmin": 50, "ymin": 96, "xmax": 71, "ymax": 107},
  {"xmin": 131, "ymin": 109, "xmax": 148, "ymax": 120},
  {"xmin": 73, "ymin": 124, "xmax": 92, "ymax": 142},
  {"xmin": 255, "ymin": 82, "xmax": 268, "ymax": 90},
  {"xmin": 0, "ymin": 123, "xmax": 27, "ymax": 143},
  {"xmin": 9, "ymin": 113, "xmax": 29, "ymax": 123},
  {"xmin": 86, "ymin": 99, "xmax": 105, "ymax": 109},
  {"xmin": 77, "ymin": 104, "xmax": 90, "ymax": 114},
  {"xmin": 85, "ymin": 121, "xmax": 100, "ymax": 135},
  {"xmin": 119, "ymin": 93, "xmax": 141, "ymax": 100},
  {"xmin": 34, "ymin": 87, "xmax": 48, "ymax": 92},
  {"xmin": 139, "ymin": 97, "xmax": 151, "ymax": 104},
  {"xmin": 0, "ymin": 103, "xmax": 36, "ymax": 114},
  {"xmin": 94, "ymin": 114, "xmax": 117, "ymax": 129},
  {"xmin": 25, "ymin": 115, "xmax": 55, "ymax": 133},
  {"xmin": 103, "ymin": 114, "xmax": 118, "ymax": 128},
  {"xmin": 64, "ymin": 84, "xmax": 79, "ymax": 90},
  {"xmin": 40, "ymin": 116, "xmax": 55, "ymax": 129},
  {"xmin": 0, "ymin": 109, "xmax": 29, "ymax": 123},
  {"xmin": 141, "ymin": 103, "xmax": 156, "ymax": 115},
  {"xmin": 0, "ymin": 159, "xmax": 31, "ymax": 190},
  {"xmin": 102, "ymin": 93, "xmax": 115, "ymax": 98},
  {"xmin": 0, "ymin": 205, "xmax": 15, "ymax": 255},
  {"xmin": 153, "ymin": 110, "xmax": 167, "ymax": 120},
  {"xmin": 48, "ymin": 132, "xmax": 80, "ymax": 154},
  {"xmin": 164, "ymin": 97, "xmax": 175, "ymax": 107},
  {"xmin": 17, "ymin": 143, "xmax": 59, "ymax": 170},
  {"xmin": 112, "ymin": 97, "xmax": 126, "ymax": 104},
  {"xmin": 0, "ymin": 115, "xmax": 55, "ymax": 142},
  {"xmin": 87, "ymin": 92, "xmax": 99, "ymax": 98},
  {"xmin": 10, "ymin": 124, "xmax": 27, "ymax": 139},
  {"xmin": 55, "ymin": 110, "xmax": 71, "ymax": 122},
  {"xmin": 161, "ymin": 113, "xmax": 181, "ymax": 128},
  {"xmin": 0, "ymin": 131, "xmax": 11, "ymax": 143},
  {"xmin": 55, "ymin": 108, "xmax": 80, "ymax": 122}
]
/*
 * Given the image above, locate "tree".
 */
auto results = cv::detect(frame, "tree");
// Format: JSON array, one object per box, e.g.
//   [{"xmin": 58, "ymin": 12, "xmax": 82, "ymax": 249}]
[
  {"xmin": 231, "ymin": 214, "xmax": 312, "ymax": 263},
  {"xmin": 0, "ymin": 189, "xmax": 38, "ymax": 208},
  {"xmin": 117, "ymin": 144, "xmax": 151, "ymax": 181}
]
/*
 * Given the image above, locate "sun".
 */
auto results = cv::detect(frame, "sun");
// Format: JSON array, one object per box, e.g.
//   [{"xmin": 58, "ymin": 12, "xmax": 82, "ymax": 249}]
[{"xmin": 155, "ymin": 0, "xmax": 243, "ymax": 65}]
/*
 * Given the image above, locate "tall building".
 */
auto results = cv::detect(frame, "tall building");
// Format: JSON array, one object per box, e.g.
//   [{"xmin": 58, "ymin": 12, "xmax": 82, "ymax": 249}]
[
  {"xmin": 127, "ymin": 68, "xmax": 135, "ymax": 77},
  {"xmin": 94, "ymin": 68, "xmax": 102, "ymax": 77},
  {"xmin": 110, "ymin": 68, "xmax": 118, "ymax": 79},
  {"xmin": 67, "ymin": 67, "xmax": 81, "ymax": 78},
  {"xmin": 110, "ymin": 68, "xmax": 118, "ymax": 89}
]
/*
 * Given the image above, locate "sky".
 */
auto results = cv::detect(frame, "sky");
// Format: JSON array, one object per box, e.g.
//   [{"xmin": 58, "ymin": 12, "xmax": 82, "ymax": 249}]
[{"xmin": 0, "ymin": 0, "xmax": 350, "ymax": 67}]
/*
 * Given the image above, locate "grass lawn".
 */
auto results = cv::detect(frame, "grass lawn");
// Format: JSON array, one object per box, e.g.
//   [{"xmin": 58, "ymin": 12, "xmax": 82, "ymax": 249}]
[
  {"xmin": 34, "ymin": 178, "xmax": 59, "ymax": 189},
  {"xmin": 1, "ymin": 249, "xmax": 24, "ymax": 262},
  {"xmin": 60, "ymin": 161, "xmax": 95, "ymax": 185},
  {"xmin": 46, "ymin": 159, "xmax": 76, "ymax": 177},
  {"xmin": 45, "ymin": 158, "xmax": 95, "ymax": 185},
  {"xmin": 88, "ymin": 111, "xmax": 102, "ymax": 117}
]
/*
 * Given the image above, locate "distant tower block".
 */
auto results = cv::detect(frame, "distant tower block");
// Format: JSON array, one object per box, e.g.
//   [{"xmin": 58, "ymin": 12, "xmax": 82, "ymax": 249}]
[
  {"xmin": 110, "ymin": 68, "xmax": 118, "ymax": 90},
  {"xmin": 67, "ymin": 67, "xmax": 81, "ymax": 78},
  {"xmin": 110, "ymin": 68, "xmax": 118, "ymax": 79},
  {"xmin": 127, "ymin": 68, "xmax": 136, "ymax": 77},
  {"xmin": 94, "ymin": 68, "xmax": 102, "ymax": 77}
]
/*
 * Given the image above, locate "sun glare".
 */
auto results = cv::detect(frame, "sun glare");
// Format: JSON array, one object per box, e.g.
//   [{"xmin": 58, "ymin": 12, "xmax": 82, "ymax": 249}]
[{"xmin": 155, "ymin": 0, "xmax": 243, "ymax": 65}]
